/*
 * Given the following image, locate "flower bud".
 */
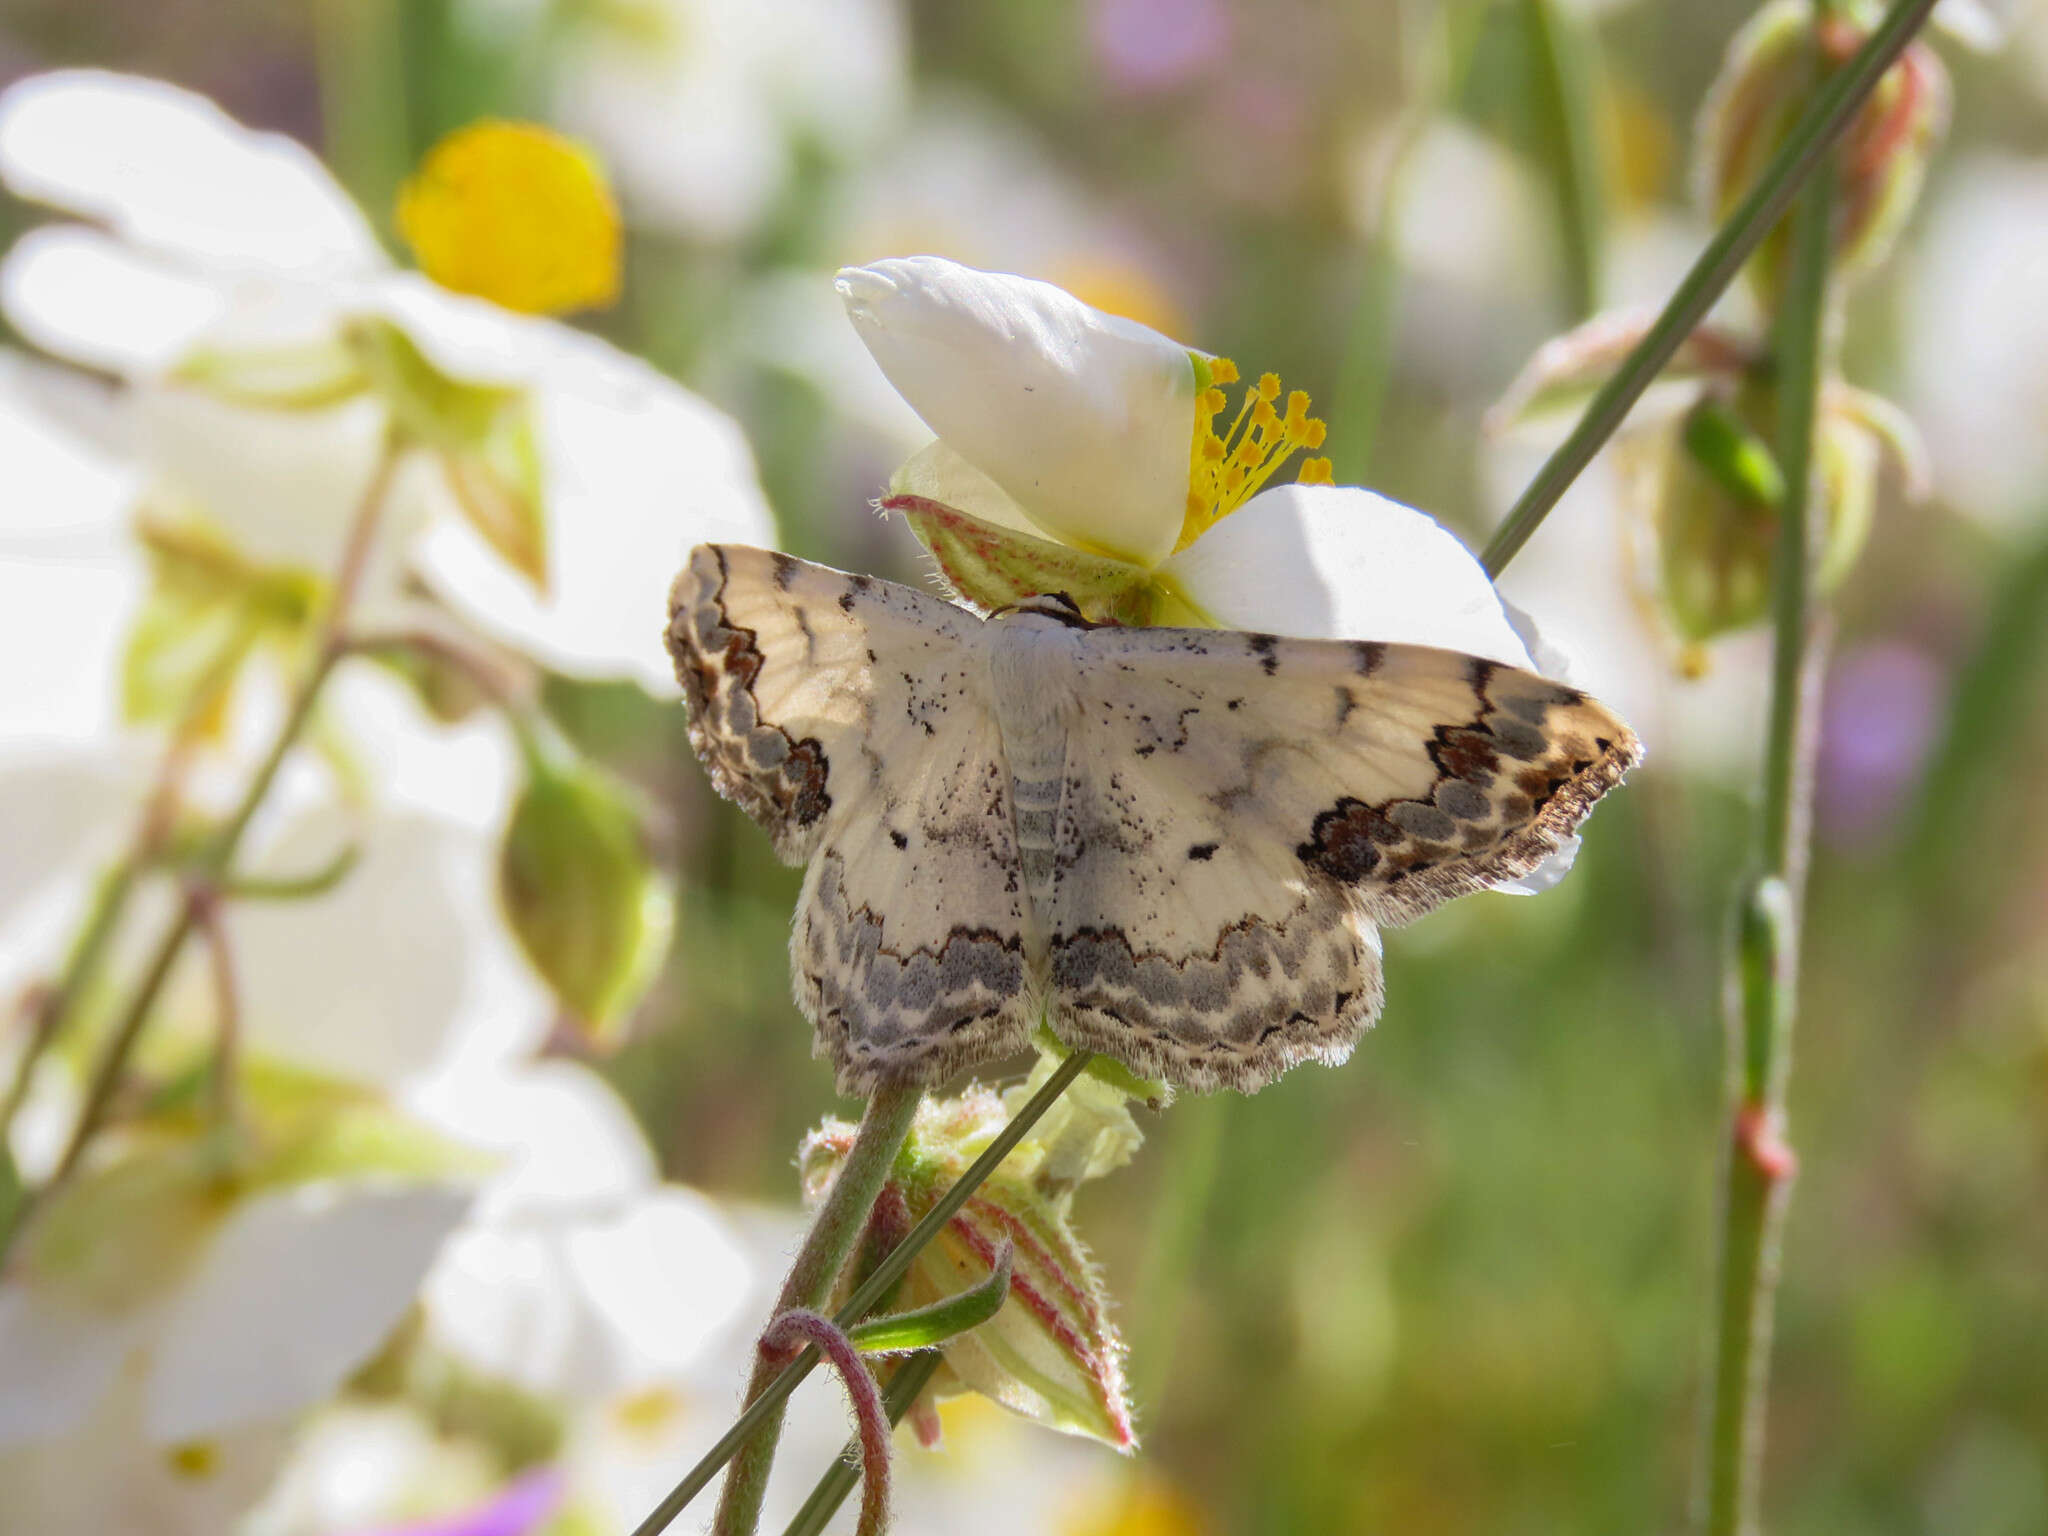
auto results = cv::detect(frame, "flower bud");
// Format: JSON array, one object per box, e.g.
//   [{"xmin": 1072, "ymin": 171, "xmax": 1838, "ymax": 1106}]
[
  {"xmin": 1646, "ymin": 387, "xmax": 1784, "ymax": 646},
  {"xmin": 800, "ymin": 1077, "xmax": 1139, "ymax": 1450},
  {"xmin": 1640, "ymin": 379, "xmax": 1920, "ymax": 646},
  {"xmin": 498, "ymin": 755, "xmax": 673, "ymax": 1044},
  {"xmin": 1697, "ymin": 0, "xmax": 1949, "ymax": 307}
]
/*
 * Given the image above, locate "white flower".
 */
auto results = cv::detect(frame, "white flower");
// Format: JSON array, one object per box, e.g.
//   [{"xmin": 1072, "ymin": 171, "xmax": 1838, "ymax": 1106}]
[
  {"xmin": 0, "ymin": 70, "xmax": 776, "ymax": 694},
  {"xmin": 524, "ymin": 0, "xmax": 908, "ymax": 240},
  {"xmin": 839, "ymin": 255, "xmax": 1538, "ymax": 668},
  {"xmin": 1902, "ymin": 152, "xmax": 2048, "ymax": 535}
]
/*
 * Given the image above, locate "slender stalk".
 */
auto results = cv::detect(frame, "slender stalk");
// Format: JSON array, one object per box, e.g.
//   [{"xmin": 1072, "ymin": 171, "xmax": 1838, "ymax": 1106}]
[
  {"xmin": 1329, "ymin": 0, "xmax": 1489, "ymax": 480},
  {"xmin": 780, "ymin": 1352, "xmax": 945, "ymax": 1536},
  {"xmin": 712, "ymin": 1079, "xmax": 925, "ymax": 1536},
  {"xmin": 0, "ymin": 443, "xmax": 401, "ymax": 1258},
  {"xmin": 1525, "ymin": 0, "xmax": 1608, "ymax": 318},
  {"xmin": 189, "ymin": 885, "xmax": 242, "ymax": 1135},
  {"xmin": 1699, "ymin": 107, "xmax": 1838, "ymax": 1536},
  {"xmin": 630, "ymin": 1050, "xmax": 1094, "ymax": 1536},
  {"xmin": 1480, "ymin": 0, "xmax": 1939, "ymax": 578},
  {"xmin": 0, "ymin": 862, "xmax": 135, "ymax": 1152}
]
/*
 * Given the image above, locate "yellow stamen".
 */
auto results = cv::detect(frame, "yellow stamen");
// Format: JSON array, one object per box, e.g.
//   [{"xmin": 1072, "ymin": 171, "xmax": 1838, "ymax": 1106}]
[
  {"xmin": 397, "ymin": 120, "xmax": 621, "ymax": 317},
  {"xmin": 1180, "ymin": 355, "xmax": 1332, "ymax": 550}
]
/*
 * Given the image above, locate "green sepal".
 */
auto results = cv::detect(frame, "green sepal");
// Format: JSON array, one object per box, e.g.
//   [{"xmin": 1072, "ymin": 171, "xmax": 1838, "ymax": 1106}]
[
  {"xmin": 1489, "ymin": 314, "xmax": 1760, "ymax": 433},
  {"xmin": 169, "ymin": 337, "xmax": 370, "ymax": 410},
  {"xmin": 884, "ymin": 494, "xmax": 1152, "ymax": 624},
  {"xmin": 499, "ymin": 753, "xmax": 674, "ymax": 1043},
  {"xmin": 346, "ymin": 318, "xmax": 549, "ymax": 591},
  {"xmin": 849, "ymin": 1242, "xmax": 1012, "ymax": 1355},
  {"xmin": 120, "ymin": 517, "xmax": 322, "ymax": 732}
]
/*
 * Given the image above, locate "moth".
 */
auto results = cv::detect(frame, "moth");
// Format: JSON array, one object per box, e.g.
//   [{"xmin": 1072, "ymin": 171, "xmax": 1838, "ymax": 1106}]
[{"xmin": 668, "ymin": 544, "xmax": 1640, "ymax": 1094}]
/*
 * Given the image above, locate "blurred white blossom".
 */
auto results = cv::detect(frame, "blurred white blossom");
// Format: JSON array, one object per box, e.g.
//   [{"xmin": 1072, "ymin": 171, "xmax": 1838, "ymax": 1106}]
[
  {"xmin": 0, "ymin": 71, "xmax": 775, "ymax": 693},
  {"xmin": 518, "ymin": 0, "xmax": 908, "ymax": 241}
]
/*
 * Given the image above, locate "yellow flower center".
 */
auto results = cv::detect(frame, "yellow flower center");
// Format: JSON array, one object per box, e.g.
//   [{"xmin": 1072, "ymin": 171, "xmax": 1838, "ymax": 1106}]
[
  {"xmin": 397, "ymin": 121, "xmax": 622, "ymax": 317},
  {"xmin": 1180, "ymin": 356, "xmax": 1332, "ymax": 552},
  {"xmin": 166, "ymin": 1440, "xmax": 221, "ymax": 1480}
]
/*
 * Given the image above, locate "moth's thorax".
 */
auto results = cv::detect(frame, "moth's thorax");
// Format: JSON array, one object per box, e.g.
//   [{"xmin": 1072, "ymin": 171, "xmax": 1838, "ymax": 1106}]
[
  {"xmin": 986, "ymin": 612, "xmax": 1085, "ymax": 762},
  {"xmin": 985, "ymin": 610, "xmax": 1083, "ymax": 920}
]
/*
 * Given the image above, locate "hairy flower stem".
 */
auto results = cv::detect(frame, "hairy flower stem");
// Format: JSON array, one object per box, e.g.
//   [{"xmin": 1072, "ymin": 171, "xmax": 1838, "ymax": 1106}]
[
  {"xmin": 0, "ymin": 440, "xmax": 401, "ymax": 1263},
  {"xmin": 1700, "ymin": 116, "xmax": 1838, "ymax": 1536},
  {"xmin": 632, "ymin": 1050, "xmax": 1095, "ymax": 1536},
  {"xmin": 1481, "ymin": 0, "xmax": 1939, "ymax": 578},
  {"xmin": 713, "ymin": 1079, "xmax": 924, "ymax": 1536},
  {"xmin": 781, "ymin": 1351, "xmax": 944, "ymax": 1536}
]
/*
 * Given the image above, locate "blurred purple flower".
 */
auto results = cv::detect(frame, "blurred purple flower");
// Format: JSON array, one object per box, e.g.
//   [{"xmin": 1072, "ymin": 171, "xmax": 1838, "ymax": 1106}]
[
  {"xmin": 1817, "ymin": 639, "xmax": 1947, "ymax": 850},
  {"xmin": 1088, "ymin": 0, "xmax": 1230, "ymax": 94},
  {"xmin": 361, "ymin": 1468, "xmax": 565, "ymax": 1536}
]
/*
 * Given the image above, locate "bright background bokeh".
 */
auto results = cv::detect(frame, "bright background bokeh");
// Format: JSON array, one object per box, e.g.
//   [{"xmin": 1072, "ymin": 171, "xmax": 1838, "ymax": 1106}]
[{"xmin": 3, "ymin": 1, "xmax": 2045, "ymax": 1532}]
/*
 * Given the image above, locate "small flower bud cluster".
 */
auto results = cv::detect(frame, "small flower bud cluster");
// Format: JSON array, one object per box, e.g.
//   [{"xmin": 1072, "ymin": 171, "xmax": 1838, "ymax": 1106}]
[
  {"xmin": 1697, "ymin": 0, "xmax": 1949, "ymax": 314},
  {"xmin": 798, "ymin": 1059, "xmax": 1146, "ymax": 1451}
]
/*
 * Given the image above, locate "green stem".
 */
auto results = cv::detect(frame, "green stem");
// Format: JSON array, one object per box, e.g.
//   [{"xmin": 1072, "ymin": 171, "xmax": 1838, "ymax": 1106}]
[
  {"xmin": 632, "ymin": 1050, "xmax": 1094, "ymax": 1536},
  {"xmin": 1525, "ymin": 0, "xmax": 1608, "ymax": 318},
  {"xmin": 1481, "ymin": 0, "xmax": 1938, "ymax": 578},
  {"xmin": 1700, "ymin": 107, "xmax": 1838, "ymax": 1536},
  {"xmin": 1329, "ymin": 0, "xmax": 1488, "ymax": 480},
  {"xmin": 780, "ymin": 1352, "xmax": 945, "ymax": 1536},
  {"xmin": 0, "ymin": 442, "xmax": 400, "ymax": 1259},
  {"xmin": 0, "ymin": 861, "xmax": 135, "ymax": 1155},
  {"xmin": 711, "ymin": 1079, "xmax": 926, "ymax": 1536}
]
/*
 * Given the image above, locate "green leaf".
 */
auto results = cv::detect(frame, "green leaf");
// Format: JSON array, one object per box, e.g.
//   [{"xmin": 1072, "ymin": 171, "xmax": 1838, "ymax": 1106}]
[
  {"xmin": 849, "ymin": 1242, "xmax": 1012, "ymax": 1355},
  {"xmin": 499, "ymin": 754, "xmax": 674, "ymax": 1042}
]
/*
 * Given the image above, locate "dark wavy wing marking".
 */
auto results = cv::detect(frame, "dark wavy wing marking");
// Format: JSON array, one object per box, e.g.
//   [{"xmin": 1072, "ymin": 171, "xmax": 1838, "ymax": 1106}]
[
  {"xmin": 666, "ymin": 543, "xmax": 1036, "ymax": 1090},
  {"xmin": 1038, "ymin": 625, "xmax": 1640, "ymax": 1093}
]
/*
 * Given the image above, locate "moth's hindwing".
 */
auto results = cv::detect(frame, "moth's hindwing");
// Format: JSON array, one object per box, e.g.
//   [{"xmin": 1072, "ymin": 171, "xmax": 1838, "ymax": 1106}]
[
  {"xmin": 668, "ymin": 544, "xmax": 1037, "ymax": 1090},
  {"xmin": 1040, "ymin": 627, "xmax": 1641, "ymax": 1092}
]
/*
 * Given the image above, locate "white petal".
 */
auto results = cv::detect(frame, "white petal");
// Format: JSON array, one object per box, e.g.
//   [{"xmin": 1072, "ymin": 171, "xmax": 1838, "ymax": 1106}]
[
  {"xmin": 0, "ymin": 350, "xmax": 140, "ymax": 524},
  {"xmin": 229, "ymin": 808, "xmax": 549, "ymax": 1088},
  {"xmin": 415, "ymin": 343, "xmax": 777, "ymax": 692},
  {"xmin": 319, "ymin": 665, "xmax": 522, "ymax": 836},
  {"xmin": 1492, "ymin": 835, "xmax": 1581, "ymax": 896},
  {"xmin": 1902, "ymin": 155, "xmax": 2048, "ymax": 534},
  {"xmin": 404, "ymin": 1061, "xmax": 656, "ymax": 1216},
  {"xmin": 138, "ymin": 385, "xmax": 403, "ymax": 574},
  {"xmin": 0, "ymin": 530, "xmax": 145, "ymax": 747},
  {"xmin": 421, "ymin": 1185, "xmax": 752, "ymax": 1400},
  {"xmin": 1, "ymin": 226, "xmax": 230, "ymax": 374},
  {"xmin": 0, "ymin": 1352, "xmax": 294, "ymax": 1535},
  {"xmin": 838, "ymin": 256, "xmax": 1197, "ymax": 567},
  {"xmin": 555, "ymin": 33, "xmax": 786, "ymax": 241},
  {"xmin": 561, "ymin": 1189, "xmax": 756, "ymax": 1377},
  {"xmin": 0, "ymin": 1285, "xmax": 136, "ymax": 1446},
  {"xmin": 0, "ymin": 71, "xmax": 382, "ymax": 276},
  {"xmin": 1161, "ymin": 483, "xmax": 1534, "ymax": 665},
  {"xmin": 145, "ymin": 1180, "xmax": 470, "ymax": 1442}
]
